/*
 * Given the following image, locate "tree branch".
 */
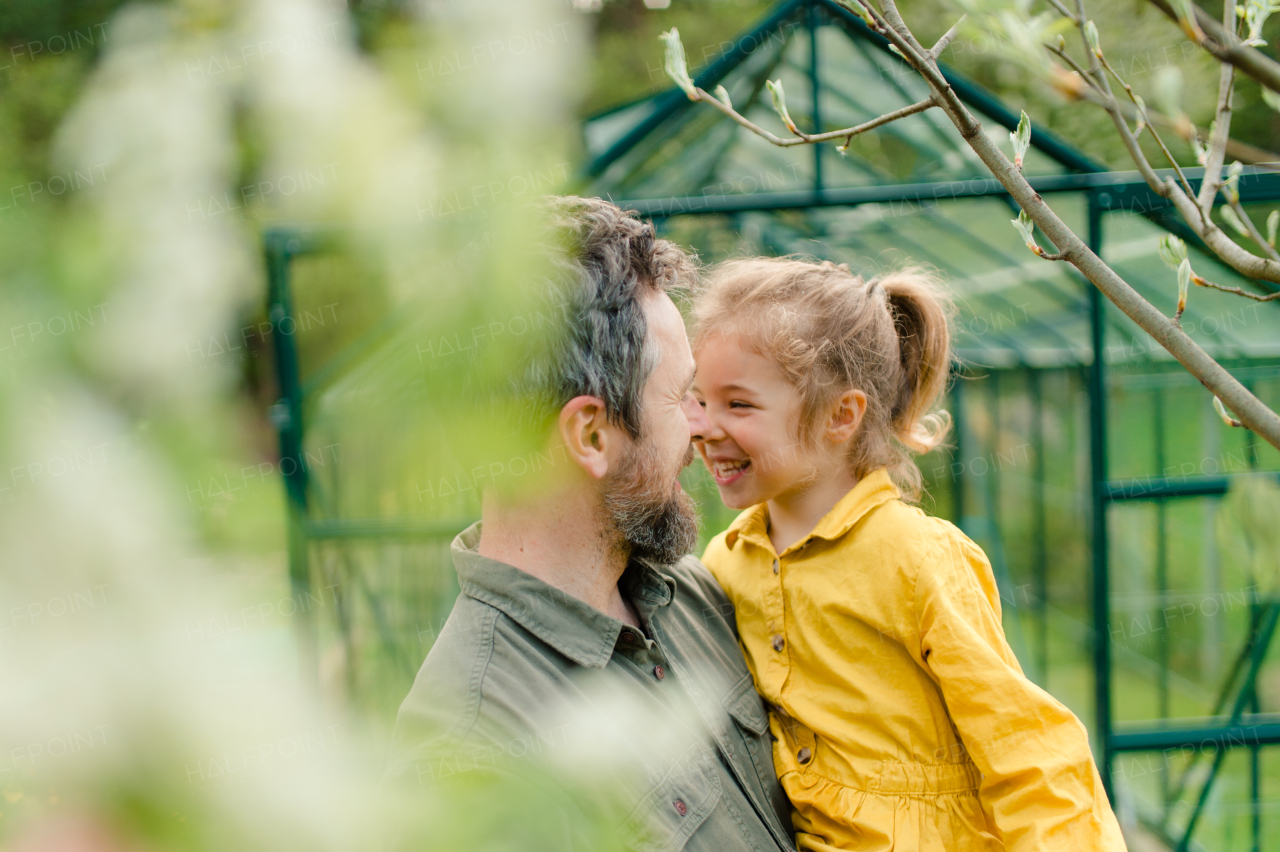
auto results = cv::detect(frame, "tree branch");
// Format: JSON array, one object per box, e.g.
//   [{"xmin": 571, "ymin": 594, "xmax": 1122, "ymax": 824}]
[
  {"xmin": 1067, "ymin": 1, "xmax": 1182, "ymax": 198},
  {"xmin": 1042, "ymin": 6, "xmax": 1280, "ymax": 285},
  {"xmin": 1041, "ymin": 40, "xmax": 1275, "ymax": 167},
  {"xmin": 1225, "ymin": 197, "xmax": 1280, "ymax": 262},
  {"xmin": 1167, "ymin": 187, "xmax": 1280, "ymax": 282},
  {"xmin": 1197, "ymin": 0, "xmax": 1237, "ymax": 212},
  {"xmin": 693, "ymin": 87, "xmax": 936, "ymax": 147},
  {"xmin": 664, "ymin": 5, "xmax": 1280, "ymax": 447},
  {"xmin": 1044, "ymin": 0, "xmax": 1080, "ymax": 24},
  {"xmin": 1096, "ymin": 51, "xmax": 1193, "ymax": 202},
  {"xmin": 1146, "ymin": 0, "xmax": 1280, "ymax": 95},
  {"xmin": 1045, "ymin": 43, "xmax": 1103, "ymax": 94},
  {"xmin": 1193, "ymin": 271, "xmax": 1280, "ymax": 302},
  {"xmin": 930, "ymin": 16, "xmax": 965, "ymax": 59}
]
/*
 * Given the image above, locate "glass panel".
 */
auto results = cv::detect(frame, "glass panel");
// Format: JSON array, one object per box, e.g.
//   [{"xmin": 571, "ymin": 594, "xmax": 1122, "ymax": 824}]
[{"xmin": 584, "ymin": 18, "xmax": 1069, "ymax": 203}]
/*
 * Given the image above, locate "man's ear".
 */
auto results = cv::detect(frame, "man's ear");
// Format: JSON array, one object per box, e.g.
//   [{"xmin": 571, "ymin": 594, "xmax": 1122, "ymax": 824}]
[
  {"xmin": 559, "ymin": 395, "xmax": 614, "ymax": 480},
  {"xmin": 827, "ymin": 389, "xmax": 868, "ymax": 444}
]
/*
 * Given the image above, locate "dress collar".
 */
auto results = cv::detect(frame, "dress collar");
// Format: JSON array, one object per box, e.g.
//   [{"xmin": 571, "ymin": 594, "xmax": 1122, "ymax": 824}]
[{"xmin": 722, "ymin": 468, "xmax": 900, "ymax": 554}]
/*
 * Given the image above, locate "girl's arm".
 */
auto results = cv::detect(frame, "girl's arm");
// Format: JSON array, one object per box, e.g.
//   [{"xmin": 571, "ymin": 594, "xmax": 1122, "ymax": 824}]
[{"xmin": 913, "ymin": 530, "xmax": 1128, "ymax": 852}]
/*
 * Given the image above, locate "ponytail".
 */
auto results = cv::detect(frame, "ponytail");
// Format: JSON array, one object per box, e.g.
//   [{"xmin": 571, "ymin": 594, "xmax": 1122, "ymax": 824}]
[{"xmin": 882, "ymin": 273, "xmax": 952, "ymax": 455}]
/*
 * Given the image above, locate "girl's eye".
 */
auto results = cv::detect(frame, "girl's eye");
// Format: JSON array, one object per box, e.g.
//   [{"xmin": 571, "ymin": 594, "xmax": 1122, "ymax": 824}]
[{"xmin": 729, "ymin": 400, "xmax": 752, "ymax": 409}]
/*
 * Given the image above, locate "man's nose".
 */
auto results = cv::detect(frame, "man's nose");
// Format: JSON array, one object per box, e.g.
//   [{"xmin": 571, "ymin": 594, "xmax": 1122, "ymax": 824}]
[{"xmin": 684, "ymin": 394, "xmax": 712, "ymax": 441}]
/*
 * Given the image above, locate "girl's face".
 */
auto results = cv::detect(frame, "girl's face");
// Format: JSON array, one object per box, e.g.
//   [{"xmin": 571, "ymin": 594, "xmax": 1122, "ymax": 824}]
[{"xmin": 692, "ymin": 334, "xmax": 829, "ymax": 510}]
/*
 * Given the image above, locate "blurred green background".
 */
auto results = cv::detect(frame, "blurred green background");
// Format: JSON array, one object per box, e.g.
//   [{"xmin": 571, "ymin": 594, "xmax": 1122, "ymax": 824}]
[{"xmin": 3, "ymin": 1, "xmax": 1280, "ymax": 850}]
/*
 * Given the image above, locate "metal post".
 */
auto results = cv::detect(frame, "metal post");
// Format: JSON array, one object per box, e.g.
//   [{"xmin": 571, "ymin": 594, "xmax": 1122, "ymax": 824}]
[
  {"xmin": 1251, "ymin": 655, "xmax": 1261, "ymax": 852},
  {"xmin": 808, "ymin": 0, "xmax": 823, "ymax": 193},
  {"xmin": 1030, "ymin": 368, "xmax": 1048, "ymax": 686},
  {"xmin": 265, "ymin": 231, "xmax": 316, "ymax": 683},
  {"xmin": 1086, "ymin": 196, "xmax": 1113, "ymax": 800},
  {"xmin": 1246, "ymin": 385, "xmax": 1261, "ymax": 852},
  {"xmin": 1154, "ymin": 386, "xmax": 1170, "ymax": 811}
]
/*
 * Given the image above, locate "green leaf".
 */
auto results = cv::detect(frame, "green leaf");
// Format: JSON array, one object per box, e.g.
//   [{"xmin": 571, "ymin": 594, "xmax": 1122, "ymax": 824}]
[
  {"xmin": 1214, "ymin": 396, "xmax": 1239, "ymax": 426},
  {"xmin": 1154, "ymin": 66, "xmax": 1184, "ymax": 120},
  {"xmin": 660, "ymin": 29, "xmax": 697, "ymax": 101},
  {"xmin": 1191, "ymin": 134, "xmax": 1207, "ymax": 167},
  {"xmin": 1010, "ymin": 110, "xmax": 1031, "ymax": 170},
  {"xmin": 713, "ymin": 85, "xmax": 732, "ymax": 111},
  {"xmin": 1267, "ymin": 209, "xmax": 1279, "ymax": 246},
  {"xmin": 1261, "ymin": 86, "xmax": 1280, "ymax": 114},
  {"xmin": 1158, "ymin": 234, "xmax": 1188, "ymax": 269},
  {"xmin": 1225, "ymin": 160, "xmax": 1244, "ymax": 203},
  {"xmin": 1220, "ymin": 204, "xmax": 1249, "ymax": 236},
  {"xmin": 1012, "ymin": 209, "xmax": 1037, "ymax": 249},
  {"xmin": 1133, "ymin": 94, "xmax": 1148, "ymax": 135},
  {"xmin": 1177, "ymin": 257, "xmax": 1192, "ymax": 313},
  {"xmin": 844, "ymin": 0, "xmax": 877, "ymax": 28},
  {"xmin": 766, "ymin": 79, "xmax": 798, "ymax": 133},
  {"xmin": 1243, "ymin": 0, "xmax": 1280, "ymax": 46},
  {"xmin": 1084, "ymin": 20, "xmax": 1101, "ymax": 56},
  {"xmin": 1169, "ymin": 0, "xmax": 1205, "ymax": 39}
]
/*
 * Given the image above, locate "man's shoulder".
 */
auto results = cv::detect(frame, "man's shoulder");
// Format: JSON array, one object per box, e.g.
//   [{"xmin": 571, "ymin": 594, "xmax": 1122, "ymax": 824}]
[
  {"xmin": 663, "ymin": 554, "xmax": 733, "ymax": 616},
  {"xmin": 384, "ymin": 594, "xmax": 577, "ymax": 786},
  {"xmin": 400, "ymin": 592, "xmax": 576, "ymax": 722},
  {"xmin": 385, "ymin": 597, "xmax": 498, "ymax": 763}
]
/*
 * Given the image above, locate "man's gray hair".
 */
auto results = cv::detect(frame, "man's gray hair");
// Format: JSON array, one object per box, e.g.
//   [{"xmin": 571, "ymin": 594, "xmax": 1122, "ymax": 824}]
[{"xmin": 525, "ymin": 196, "xmax": 697, "ymax": 438}]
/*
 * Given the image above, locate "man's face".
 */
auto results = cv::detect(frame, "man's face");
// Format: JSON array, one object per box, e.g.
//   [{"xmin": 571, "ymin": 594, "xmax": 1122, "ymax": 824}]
[{"xmin": 601, "ymin": 291, "xmax": 709, "ymax": 564}]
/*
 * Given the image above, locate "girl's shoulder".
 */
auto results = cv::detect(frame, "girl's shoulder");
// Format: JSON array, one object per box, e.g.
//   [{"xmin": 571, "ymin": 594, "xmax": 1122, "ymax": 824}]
[
  {"xmin": 859, "ymin": 497, "xmax": 966, "ymax": 552},
  {"xmin": 856, "ymin": 498, "xmax": 991, "ymax": 580},
  {"xmin": 864, "ymin": 499, "xmax": 998, "ymax": 604}
]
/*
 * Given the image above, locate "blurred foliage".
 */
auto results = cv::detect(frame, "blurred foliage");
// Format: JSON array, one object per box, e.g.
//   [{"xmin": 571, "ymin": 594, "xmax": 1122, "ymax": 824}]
[{"xmin": 2, "ymin": 1, "xmax": 1280, "ymax": 849}]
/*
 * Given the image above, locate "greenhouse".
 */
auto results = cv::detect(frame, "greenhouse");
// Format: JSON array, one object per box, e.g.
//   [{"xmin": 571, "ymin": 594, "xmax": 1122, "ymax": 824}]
[{"xmin": 264, "ymin": 1, "xmax": 1280, "ymax": 849}]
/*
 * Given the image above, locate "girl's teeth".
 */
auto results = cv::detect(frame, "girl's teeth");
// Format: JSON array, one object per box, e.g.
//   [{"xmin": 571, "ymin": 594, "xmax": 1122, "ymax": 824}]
[{"xmin": 717, "ymin": 460, "xmax": 748, "ymax": 477}]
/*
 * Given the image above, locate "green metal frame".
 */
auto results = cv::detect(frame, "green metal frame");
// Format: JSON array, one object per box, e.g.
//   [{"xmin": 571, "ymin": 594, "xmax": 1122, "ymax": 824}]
[
  {"xmin": 264, "ymin": 1, "xmax": 1280, "ymax": 846},
  {"xmin": 262, "ymin": 226, "xmax": 470, "ymax": 685}
]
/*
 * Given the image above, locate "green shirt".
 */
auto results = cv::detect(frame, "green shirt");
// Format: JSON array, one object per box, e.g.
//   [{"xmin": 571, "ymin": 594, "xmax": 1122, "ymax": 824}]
[{"xmin": 385, "ymin": 523, "xmax": 795, "ymax": 852}]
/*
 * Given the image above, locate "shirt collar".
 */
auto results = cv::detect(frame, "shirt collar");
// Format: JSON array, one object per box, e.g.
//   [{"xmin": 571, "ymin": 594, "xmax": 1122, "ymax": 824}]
[
  {"xmin": 450, "ymin": 522, "xmax": 676, "ymax": 669},
  {"xmin": 722, "ymin": 468, "xmax": 900, "ymax": 554}
]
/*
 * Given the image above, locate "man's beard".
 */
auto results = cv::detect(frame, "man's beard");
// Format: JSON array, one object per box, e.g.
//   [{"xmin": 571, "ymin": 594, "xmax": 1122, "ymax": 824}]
[{"xmin": 602, "ymin": 437, "xmax": 699, "ymax": 566}]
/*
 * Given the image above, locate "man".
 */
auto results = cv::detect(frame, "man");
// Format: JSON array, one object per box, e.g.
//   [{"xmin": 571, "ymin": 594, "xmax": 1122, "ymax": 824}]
[{"xmin": 384, "ymin": 197, "xmax": 795, "ymax": 851}]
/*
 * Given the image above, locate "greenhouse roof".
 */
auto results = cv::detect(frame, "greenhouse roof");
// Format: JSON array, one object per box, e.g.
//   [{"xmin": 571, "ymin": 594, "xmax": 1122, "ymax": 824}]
[{"xmin": 582, "ymin": 0, "xmax": 1280, "ymax": 369}]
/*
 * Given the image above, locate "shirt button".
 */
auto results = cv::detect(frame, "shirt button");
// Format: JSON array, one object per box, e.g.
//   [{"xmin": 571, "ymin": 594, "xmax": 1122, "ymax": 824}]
[
  {"xmin": 772, "ymin": 559, "xmax": 780, "ymax": 575},
  {"xmin": 771, "ymin": 634, "xmax": 785, "ymax": 652},
  {"xmin": 673, "ymin": 799, "xmax": 687, "ymax": 817},
  {"xmin": 620, "ymin": 631, "xmax": 636, "ymax": 644},
  {"xmin": 798, "ymin": 747, "xmax": 812, "ymax": 765},
  {"xmin": 654, "ymin": 665, "xmax": 666, "ymax": 680}
]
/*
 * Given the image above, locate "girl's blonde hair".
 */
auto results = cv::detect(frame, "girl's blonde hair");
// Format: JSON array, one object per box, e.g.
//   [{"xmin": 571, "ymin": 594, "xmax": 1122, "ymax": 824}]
[{"xmin": 693, "ymin": 257, "xmax": 952, "ymax": 502}]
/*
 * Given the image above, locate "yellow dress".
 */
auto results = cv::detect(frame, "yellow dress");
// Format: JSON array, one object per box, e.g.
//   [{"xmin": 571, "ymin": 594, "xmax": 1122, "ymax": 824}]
[{"xmin": 702, "ymin": 469, "xmax": 1127, "ymax": 852}]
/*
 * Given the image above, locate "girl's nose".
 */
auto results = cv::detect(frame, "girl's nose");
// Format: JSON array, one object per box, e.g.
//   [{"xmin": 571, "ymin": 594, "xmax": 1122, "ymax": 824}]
[{"xmin": 684, "ymin": 394, "xmax": 713, "ymax": 442}]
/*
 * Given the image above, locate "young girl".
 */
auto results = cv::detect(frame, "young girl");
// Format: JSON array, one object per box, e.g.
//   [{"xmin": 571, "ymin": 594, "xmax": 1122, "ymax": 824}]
[{"xmin": 691, "ymin": 258, "xmax": 1126, "ymax": 852}]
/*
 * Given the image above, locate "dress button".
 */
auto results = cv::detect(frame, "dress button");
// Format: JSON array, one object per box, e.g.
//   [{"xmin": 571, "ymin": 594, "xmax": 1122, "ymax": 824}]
[
  {"xmin": 771, "ymin": 634, "xmax": 785, "ymax": 652},
  {"xmin": 772, "ymin": 559, "xmax": 780, "ymax": 574},
  {"xmin": 654, "ymin": 665, "xmax": 666, "ymax": 680},
  {"xmin": 620, "ymin": 631, "xmax": 636, "ymax": 644},
  {"xmin": 673, "ymin": 799, "xmax": 687, "ymax": 817},
  {"xmin": 798, "ymin": 747, "xmax": 812, "ymax": 764}
]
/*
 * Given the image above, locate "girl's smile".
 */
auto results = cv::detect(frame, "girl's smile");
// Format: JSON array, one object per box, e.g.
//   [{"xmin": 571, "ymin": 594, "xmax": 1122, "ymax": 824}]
[{"xmin": 692, "ymin": 332, "xmax": 864, "ymax": 553}]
